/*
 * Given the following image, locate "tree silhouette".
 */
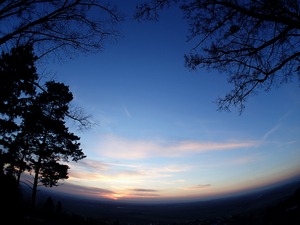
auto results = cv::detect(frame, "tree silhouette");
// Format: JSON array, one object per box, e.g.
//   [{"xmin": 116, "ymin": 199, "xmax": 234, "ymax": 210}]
[
  {"xmin": 135, "ymin": 0, "xmax": 300, "ymax": 113},
  {"xmin": 0, "ymin": 45, "xmax": 86, "ymax": 216},
  {"xmin": 0, "ymin": 0, "xmax": 123, "ymax": 59},
  {"xmin": 0, "ymin": 44, "xmax": 38, "ymax": 180},
  {"xmin": 43, "ymin": 196, "xmax": 55, "ymax": 220},
  {"xmin": 56, "ymin": 200, "xmax": 62, "ymax": 216},
  {"xmin": 20, "ymin": 80, "xmax": 86, "ymax": 212}
]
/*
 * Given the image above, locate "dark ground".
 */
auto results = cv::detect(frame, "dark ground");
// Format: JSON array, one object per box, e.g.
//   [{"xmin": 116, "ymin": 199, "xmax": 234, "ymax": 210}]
[{"xmin": 15, "ymin": 178, "xmax": 300, "ymax": 225}]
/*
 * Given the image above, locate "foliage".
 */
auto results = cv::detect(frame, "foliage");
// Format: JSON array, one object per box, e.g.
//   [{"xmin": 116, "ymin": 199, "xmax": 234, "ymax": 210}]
[
  {"xmin": 0, "ymin": 44, "xmax": 37, "ymax": 130},
  {"xmin": 23, "ymin": 80, "xmax": 86, "ymax": 185},
  {"xmin": 0, "ymin": 44, "xmax": 38, "ymax": 178},
  {"xmin": 0, "ymin": 45, "xmax": 86, "ymax": 211},
  {"xmin": 135, "ymin": 0, "xmax": 300, "ymax": 112}
]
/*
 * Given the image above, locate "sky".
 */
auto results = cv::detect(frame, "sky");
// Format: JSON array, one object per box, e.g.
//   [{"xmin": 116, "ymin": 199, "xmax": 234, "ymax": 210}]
[{"xmin": 35, "ymin": 1, "xmax": 300, "ymax": 203}]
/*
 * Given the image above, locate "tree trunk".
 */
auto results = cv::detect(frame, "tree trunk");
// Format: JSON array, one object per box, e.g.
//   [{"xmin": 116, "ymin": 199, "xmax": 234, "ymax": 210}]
[{"xmin": 31, "ymin": 155, "xmax": 41, "ymax": 217}]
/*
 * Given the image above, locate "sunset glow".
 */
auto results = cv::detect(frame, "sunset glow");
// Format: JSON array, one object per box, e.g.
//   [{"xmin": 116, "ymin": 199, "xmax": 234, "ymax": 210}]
[{"xmin": 33, "ymin": 0, "xmax": 300, "ymax": 203}]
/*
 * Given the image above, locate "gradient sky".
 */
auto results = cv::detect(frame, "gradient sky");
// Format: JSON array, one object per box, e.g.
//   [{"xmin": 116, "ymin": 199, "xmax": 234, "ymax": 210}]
[{"xmin": 37, "ymin": 1, "xmax": 300, "ymax": 203}]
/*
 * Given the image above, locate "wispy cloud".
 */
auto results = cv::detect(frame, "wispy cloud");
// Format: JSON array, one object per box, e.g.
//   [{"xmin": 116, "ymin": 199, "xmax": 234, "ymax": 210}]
[
  {"xmin": 127, "ymin": 192, "xmax": 161, "ymax": 198},
  {"xmin": 67, "ymin": 158, "xmax": 190, "ymax": 188},
  {"xmin": 191, "ymin": 155, "xmax": 262, "ymax": 170},
  {"xmin": 229, "ymin": 155, "xmax": 261, "ymax": 165},
  {"xmin": 261, "ymin": 109, "xmax": 296, "ymax": 142},
  {"xmin": 51, "ymin": 181, "xmax": 115, "ymax": 199},
  {"xmin": 125, "ymin": 188, "xmax": 161, "ymax": 198},
  {"xmin": 129, "ymin": 188, "xmax": 158, "ymax": 192},
  {"xmin": 262, "ymin": 124, "xmax": 280, "ymax": 141},
  {"xmin": 94, "ymin": 135, "xmax": 258, "ymax": 159},
  {"xmin": 70, "ymin": 158, "xmax": 111, "ymax": 172},
  {"xmin": 122, "ymin": 104, "xmax": 132, "ymax": 118},
  {"xmin": 184, "ymin": 184, "xmax": 211, "ymax": 190}
]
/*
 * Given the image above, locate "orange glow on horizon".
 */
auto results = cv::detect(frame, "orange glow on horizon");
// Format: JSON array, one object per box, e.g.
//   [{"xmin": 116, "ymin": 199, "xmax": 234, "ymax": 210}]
[{"xmin": 32, "ymin": 165, "xmax": 300, "ymax": 204}]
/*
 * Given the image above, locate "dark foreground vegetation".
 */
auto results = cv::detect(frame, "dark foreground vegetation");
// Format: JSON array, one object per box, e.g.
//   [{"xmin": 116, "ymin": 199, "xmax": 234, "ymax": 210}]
[{"xmin": 1, "ymin": 172, "xmax": 300, "ymax": 225}]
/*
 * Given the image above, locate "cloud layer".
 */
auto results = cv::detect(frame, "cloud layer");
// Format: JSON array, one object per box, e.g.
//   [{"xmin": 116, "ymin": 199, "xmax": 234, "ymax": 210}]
[{"xmin": 94, "ymin": 135, "xmax": 258, "ymax": 159}]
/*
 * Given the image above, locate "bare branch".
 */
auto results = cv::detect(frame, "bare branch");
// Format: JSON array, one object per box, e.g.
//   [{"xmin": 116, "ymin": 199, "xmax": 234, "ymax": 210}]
[
  {"xmin": 135, "ymin": 0, "xmax": 300, "ymax": 112},
  {"xmin": 0, "ymin": 0, "xmax": 124, "ymax": 59}
]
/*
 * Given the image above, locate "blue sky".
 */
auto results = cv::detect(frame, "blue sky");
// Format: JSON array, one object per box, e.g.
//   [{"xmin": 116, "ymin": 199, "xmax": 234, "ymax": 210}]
[{"xmin": 38, "ymin": 1, "xmax": 300, "ymax": 203}]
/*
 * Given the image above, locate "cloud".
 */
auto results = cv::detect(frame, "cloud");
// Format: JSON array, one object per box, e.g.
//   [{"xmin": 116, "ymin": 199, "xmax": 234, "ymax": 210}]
[
  {"xmin": 94, "ymin": 135, "xmax": 258, "ymax": 159},
  {"xmin": 128, "ymin": 193, "xmax": 161, "ymax": 198},
  {"xmin": 192, "ymin": 155, "xmax": 262, "ymax": 170},
  {"xmin": 184, "ymin": 184, "xmax": 211, "ymax": 190},
  {"xmin": 68, "ymin": 158, "xmax": 191, "ymax": 184},
  {"xmin": 129, "ymin": 193, "xmax": 160, "ymax": 198},
  {"xmin": 68, "ymin": 165, "xmax": 144, "ymax": 184},
  {"xmin": 129, "ymin": 188, "xmax": 158, "ymax": 192},
  {"xmin": 262, "ymin": 124, "xmax": 280, "ymax": 141},
  {"xmin": 47, "ymin": 181, "xmax": 115, "ymax": 199},
  {"xmin": 194, "ymin": 184, "xmax": 211, "ymax": 188},
  {"xmin": 126, "ymin": 188, "xmax": 161, "ymax": 198},
  {"xmin": 70, "ymin": 159, "xmax": 111, "ymax": 171},
  {"xmin": 122, "ymin": 104, "xmax": 132, "ymax": 118},
  {"xmin": 261, "ymin": 109, "xmax": 296, "ymax": 142}
]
